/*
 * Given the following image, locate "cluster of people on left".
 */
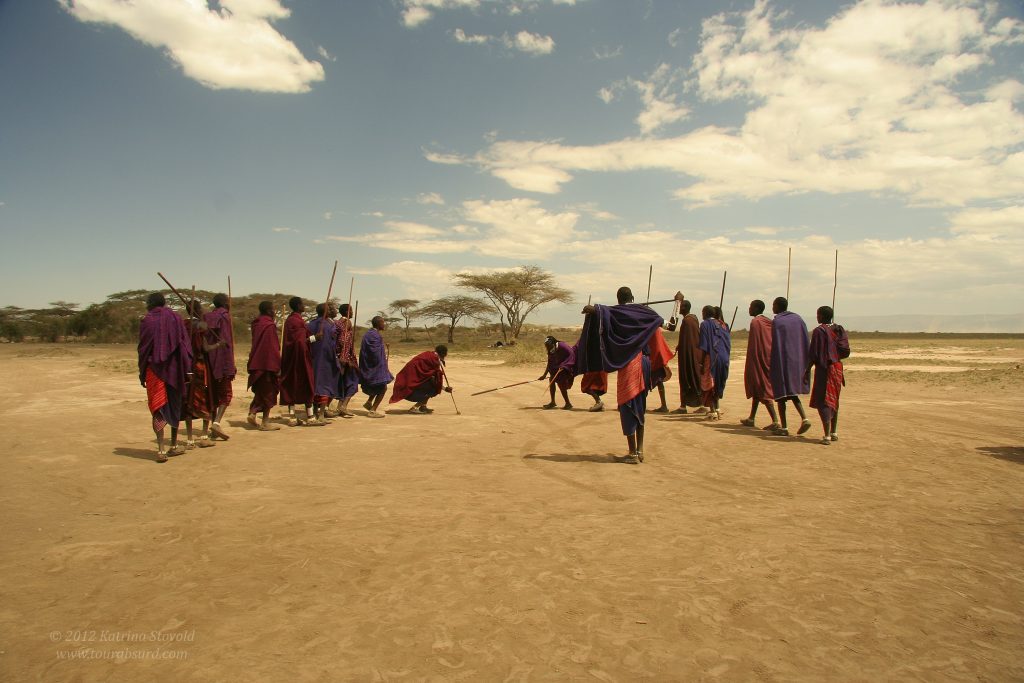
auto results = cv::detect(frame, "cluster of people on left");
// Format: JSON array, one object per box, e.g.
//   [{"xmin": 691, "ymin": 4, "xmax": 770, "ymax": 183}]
[{"xmin": 137, "ymin": 292, "xmax": 452, "ymax": 463}]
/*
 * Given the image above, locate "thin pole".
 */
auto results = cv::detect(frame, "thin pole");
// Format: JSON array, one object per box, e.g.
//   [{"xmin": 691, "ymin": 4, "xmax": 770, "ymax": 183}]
[
  {"xmin": 646, "ymin": 265, "xmax": 653, "ymax": 303},
  {"xmin": 832, "ymin": 249, "xmax": 838, "ymax": 313},
  {"xmin": 719, "ymin": 270, "xmax": 727, "ymax": 309},
  {"xmin": 279, "ymin": 304, "xmax": 288, "ymax": 356},
  {"xmin": 322, "ymin": 261, "xmax": 338, "ymax": 325},
  {"xmin": 347, "ymin": 276, "xmax": 354, "ymax": 317},
  {"xmin": 440, "ymin": 366, "xmax": 461, "ymax": 415},
  {"xmin": 729, "ymin": 305, "xmax": 738, "ymax": 332},
  {"xmin": 786, "ymin": 247, "xmax": 792, "ymax": 301},
  {"xmin": 471, "ymin": 379, "xmax": 543, "ymax": 396}
]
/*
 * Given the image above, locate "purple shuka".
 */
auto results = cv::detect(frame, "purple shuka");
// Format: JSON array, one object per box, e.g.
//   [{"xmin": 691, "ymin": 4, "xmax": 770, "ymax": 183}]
[
  {"xmin": 358, "ymin": 328, "xmax": 393, "ymax": 392},
  {"xmin": 203, "ymin": 307, "xmax": 236, "ymax": 380},
  {"xmin": 307, "ymin": 317, "xmax": 340, "ymax": 398},
  {"xmin": 577, "ymin": 303, "xmax": 664, "ymax": 373},
  {"xmin": 138, "ymin": 306, "xmax": 193, "ymax": 392},
  {"xmin": 698, "ymin": 319, "xmax": 731, "ymax": 399},
  {"xmin": 546, "ymin": 341, "xmax": 577, "ymax": 390},
  {"xmin": 770, "ymin": 310, "xmax": 810, "ymax": 399}
]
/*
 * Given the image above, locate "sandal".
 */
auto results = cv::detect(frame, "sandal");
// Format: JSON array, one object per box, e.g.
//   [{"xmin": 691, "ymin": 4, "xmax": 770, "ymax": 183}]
[
  {"xmin": 156, "ymin": 451, "xmax": 168, "ymax": 463},
  {"xmin": 542, "ymin": 402, "xmax": 556, "ymax": 410},
  {"xmin": 797, "ymin": 419, "xmax": 812, "ymax": 436},
  {"xmin": 740, "ymin": 418, "xmax": 756, "ymax": 427}
]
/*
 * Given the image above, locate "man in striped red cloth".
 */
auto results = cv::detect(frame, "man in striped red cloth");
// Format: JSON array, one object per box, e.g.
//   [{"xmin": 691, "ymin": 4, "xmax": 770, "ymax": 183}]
[
  {"xmin": 138, "ymin": 292, "xmax": 193, "ymax": 463},
  {"xmin": 809, "ymin": 305, "xmax": 849, "ymax": 445},
  {"xmin": 578, "ymin": 287, "xmax": 679, "ymax": 463}
]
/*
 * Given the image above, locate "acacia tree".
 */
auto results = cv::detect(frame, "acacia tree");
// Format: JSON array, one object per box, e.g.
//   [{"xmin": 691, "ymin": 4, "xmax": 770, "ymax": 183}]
[
  {"xmin": 454, "ymin": 266, "xmax": 573, "ymax": 341},
  {"xmin": 388, "ymin": 299, "xmax": 420, "ymax": 341},
  {"xmin": 416, "ymin": 296, "xmax": 492, "ymax": 343}
]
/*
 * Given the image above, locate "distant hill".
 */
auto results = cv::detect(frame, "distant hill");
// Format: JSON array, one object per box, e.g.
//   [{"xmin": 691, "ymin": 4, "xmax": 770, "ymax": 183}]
[{"xmin": 835, "ymin": 313, "xmax": 1024, "ymax": 334}]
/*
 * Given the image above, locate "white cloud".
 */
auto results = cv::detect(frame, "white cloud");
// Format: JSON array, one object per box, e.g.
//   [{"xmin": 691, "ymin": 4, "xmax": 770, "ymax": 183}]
[
  {"xmin": 399, "ymin": 0, "xmax": 479, "ymax": 27},
  {"xmin": 60, "ymin": 0, "xmax": 324, "ymax": 93},
  {"xmin": 323, "ymin": 211, "xmax": 333, "ymax": 220},
  {"xmin": 745, "ymin": 226, "xmax": 780, "ymax": 236},
  {"xmin": 506, "ymin": 30, "xmax": 555, "ymax": 55},
  {"xmin": 272, "ymin": 226, "xmax": 299, "ymax": 233},
  {"xmin": 327, "ymin": 198, "xmax": 582, "ymax": 260},
  {"xmin": 417, "ymin": 192, "xmax": 446, "ymax": 205},
  {"xmin": 316, "ymin": 45, "xmax": 336, "ymax": 62},
  {"xmin": 362, "ymin": 211, "xmax": 385, "ymax": 218},
  {"xmin": 597, "ymin": 86, "xmax": 617, "ymax": 104},
  {"xmin": 432, "ymin": 0, "xmax": 1024, "ymax": 206},
  {"xmin": 453, "ymin": 28, "xmax": 490, "ymax": 44},
  {"xmin": 592, "ymin": 45, "xmax": 623, "ymax": 60},
  {"xmin": 668, "ymin": 28, "xmax": 682, "ymax": 47}
]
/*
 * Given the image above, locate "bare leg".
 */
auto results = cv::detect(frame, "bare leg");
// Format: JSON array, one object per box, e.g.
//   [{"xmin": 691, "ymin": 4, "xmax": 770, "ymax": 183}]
[
  {"xmin": 777, "ymin": 401, "xmax": 788, "ymax": 429},
  {"xmin": 370, "ymin": 393, "xmax": 385, "ymax": 412},
  {"xmin": 155, "ymin": 425, "xmax": 166, "ymax": 456},
  {"xmin": 544, "ymin": 383, "xmax": 556, "ymax": 408},
  {"xmin": 636, "ymin": 425, "xmax": 645, "ymax": 461},
  {"xmin": 559, "ymin": 386, "xmax": 572, "ymax": 409},
  {"xmin": 747, "ymin": 399, "xmax": 759, "ymax": 421},
  {"xmin": 791, "ymin": 397, "xmax": 812, "ymax": 434},
  {"xmin": 657, "ymin": 384, "xmax": 667, "ymax": 411},
  {"xmin": 626, "ymin": 433, "xmax": 637, "ymax": 455},
  {"xmin": 765, "ymin": 401, "xmax": 779, "ymax": 425},
  {"xmin": 831, "ymin": 406, "xmax": 839, "ymax": 440}
]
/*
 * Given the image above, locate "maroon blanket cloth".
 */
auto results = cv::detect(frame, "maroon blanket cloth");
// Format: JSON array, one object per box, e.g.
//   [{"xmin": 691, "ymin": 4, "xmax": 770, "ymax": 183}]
[
  {"xmin": 744, "ymin": 315, "xmax": 774, "ymax": 401},
  {"xmin": 247, "ymin": 314, "xmax": 281, "ymax": 387},
  {"xmin": 204, "ymin": 307, "xmax": 236, "ymax": 380},
  {"xmin": 389, "ymin": 351, "xmax": 442, "ymax": 404},
  {"xmin": 280, "ymin": 312, "xmax": 314, "ymax": 405},
  {"xmin": 138, "ymin": 306, "xmax": 192, "ymax": 393}
]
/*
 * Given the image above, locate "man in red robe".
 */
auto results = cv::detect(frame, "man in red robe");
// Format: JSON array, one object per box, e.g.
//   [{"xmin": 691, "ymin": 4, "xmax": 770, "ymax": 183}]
[
  {"xmin": 182, "ymin": 300, "xmax": 216, "ymax": 450},
  {"xmin": 648, "ymin": 323, "xmax": 675, "ymax": 413},
  {"xmin": 740, "ymin": 300, "xmax": 780, "ymax": 430},
  {"xmin": 246, "ymin": 301, "xmax": 282, "ymax": 431},
  {"xmin": 580, "ymin": 370, "xmax": 608, "ymax": 411},
  {"xmin": 279, "ymin": 296, "xmax": 316, "ymax": 426},
  {"xmin": 138, "ymin": 292, "xmax": 193, "ymax": 462},
  {"xmin": 389, "ymin": 345, "xmax": 452, "ymax": 414},
  {"xmin": 673, "ymin": 300, "xmax": 702, "ymax": 413},
  {"xmin": 203, "ymin": 293, "xmax": 235, "ymax": 440}
]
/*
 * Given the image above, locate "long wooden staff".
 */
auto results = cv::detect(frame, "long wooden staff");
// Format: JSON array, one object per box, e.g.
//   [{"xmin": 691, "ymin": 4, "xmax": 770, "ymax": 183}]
[
  {"xmin": 471, "ymin": 379, "xmax": 543, "ymax": 396},
  {"xmin": 158, "ymin": 272, "xmax": 221, "ymax": 342},
  {"xmin": 190, "ymin": 285, "xmax": 196, "ymax": 317},
  {"xmin": 279, "ymin": 304, "xmax": 288, "ymax": 356},
  {"xmin": 646, "ymin": 265, "xmax": 653, "ymax": 303},
  {"xmin": 439, "ymin": 365, "xmax": 461, "ymax": 415},
  {"xmin": 542, "ymin": 367, "xmax": 564, "ymax": 397},
  {"xmin": 347, "ymin": 276, "xmax": 354, "ymax": 316},
  {"xmin": 638, "ymin": 297, "xmax": 679, "ymax": 306},
  {"xmin": 320, "ymin": 260, "xmax": 339, "ymax": 330},
  {"xmin": 728, "ymin": 305, "xmax": 738, "ymax": 332},
  {"xmin": 832, "ymin": 249, "xmax": 838, "ymax": 313},
  {"xmin": 786, "ymin": 247, "xmax": 792, "ymax": 300},
  {"xmin": 353, "ymin": 300, "xmax": 359, "ymax": 333},
  {"xmin": 719, "ymin": 270, "xmax": 727, "ymax": 309}
]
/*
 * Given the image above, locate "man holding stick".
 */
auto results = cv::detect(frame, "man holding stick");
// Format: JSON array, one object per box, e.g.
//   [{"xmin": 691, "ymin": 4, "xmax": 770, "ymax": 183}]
[
  {"xmin": 809, "ymin": 305, "xmax": 849, "ymax": 445},
  {"xmin": 204, "ymin": 293, "xmax": 235, "ymax": 440},
  {"xmin": 538, "ymin": 336, "xmax": 575, "ymax": 410},
  {"xmin": 332, "ymin": 303, "xmax": 359, "ymax": 418},
  {"xmin": 358, "ymin": 315, "xmax": 393, "ymax": 418},
  {"xmin": 307, "ymin": 302, "xmax": 340, "ymax": 425},
  {"xmin": 138, "ymin": 292, "xmax": 193, "ymax": 462},
  {"xmin": 769, "ymin": 296, "xmax": 813, "ymax": 436},
  {"xmin": 280, "ymin": 296, "xmax": 316, "ymax": 425},
  {"xmin": 740, "ymin": 300, "xmax": 780, "ymax": 430},
  {"xmin": 182, "ymin": 300, "xmax": 216, "ymax": 449},
  {"xmin": 390, "ymin": 345, "xmax": 452, "ymax": 414},
  {"xmin": 246, "ymin": 301, "xmax": 282, "ymax": 431},
  {"xmin": 673, "ymin": 299, "xmax": 702, "ymax": 413},
  {"xmin": 698, "ymin": 304, "xmax": 731, "ymax": 421}
]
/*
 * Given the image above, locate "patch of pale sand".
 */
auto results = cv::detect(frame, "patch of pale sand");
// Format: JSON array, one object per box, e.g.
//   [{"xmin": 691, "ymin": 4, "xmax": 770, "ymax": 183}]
[
  {"xmin": 0, "ymin": 344, "xmax": 1023, "ymax": 681},
  {"xmin": 846, "ymin": 365, "xmax": 973, "ymax": 373}
]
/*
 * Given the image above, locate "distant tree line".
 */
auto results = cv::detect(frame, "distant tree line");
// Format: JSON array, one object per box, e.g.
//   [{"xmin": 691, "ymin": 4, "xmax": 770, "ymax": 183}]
[{"xmin": 0, "ymin": 266, "xmax": 574, "ymax": 345}]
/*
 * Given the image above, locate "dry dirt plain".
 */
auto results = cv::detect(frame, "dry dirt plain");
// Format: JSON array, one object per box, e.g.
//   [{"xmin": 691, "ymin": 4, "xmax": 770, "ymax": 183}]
[{"xmin": 0, "ymin": 339, "xmax": 1022, "ymax": 682}]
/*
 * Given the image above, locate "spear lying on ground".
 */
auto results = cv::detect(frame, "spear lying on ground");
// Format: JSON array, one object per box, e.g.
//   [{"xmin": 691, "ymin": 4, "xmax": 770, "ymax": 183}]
[{"xmin": 471, "ymin": 379, "xmax": 544, "ymax": 397}]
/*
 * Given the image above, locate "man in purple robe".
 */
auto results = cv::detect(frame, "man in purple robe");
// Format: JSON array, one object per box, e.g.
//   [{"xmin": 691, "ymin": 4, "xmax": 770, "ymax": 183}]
[
  {"xmin": 578, "ymin": 287, "xmax": 676, "ymax": 463},
  {"xmin": 538, "ymin": 335, "xmax": 576, "ymax": 410},
  {"xmin": 359, "ymin": 315, "xmax": 394, "ymax": 418},
  {"xmin": 809, "ymin": 305, "xmax": 849, "ymax": 445},
  {"xmin": 698, "ymin": 304, "xmax": 731, "ymax": 420},
  {"xmin": 203, "ymin": 293, "xmax": 235, "ymax": 440},
  {"xmin": 138, "ymin": 292, "xmax": 193, "ymax": 462},
  {"xmin": 769, "ymin": 296, "xmax": 812, "ymax": 436},
  {"xmin": 307, "ymin": 302, "xmax": 340, "ymax": 425}
]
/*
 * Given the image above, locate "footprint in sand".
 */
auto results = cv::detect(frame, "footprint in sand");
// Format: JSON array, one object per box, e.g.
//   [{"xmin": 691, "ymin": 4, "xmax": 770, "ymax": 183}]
[{"xmin": 432, "ymin": 624, "xmax": 453, "ymax": 652}]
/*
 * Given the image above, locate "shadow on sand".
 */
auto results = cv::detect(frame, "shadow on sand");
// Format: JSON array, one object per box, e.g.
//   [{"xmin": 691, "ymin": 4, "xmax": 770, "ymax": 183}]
[
  {"xmin": 113, "ymin": 447, "xmax": 162, "ymax": 462},
  {"xmin": 523, "ymin": 452, "xmax": 629, "ymax": 464},
  {"xmin": 976, "ymin": 446, "xmax": 1024, "ymax": 465}
]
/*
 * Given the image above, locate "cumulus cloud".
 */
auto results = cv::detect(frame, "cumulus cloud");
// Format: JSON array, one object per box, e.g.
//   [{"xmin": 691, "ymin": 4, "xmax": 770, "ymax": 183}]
[
  {"xmin": 593, "ymin": 45, "xmax": 623, "ymax": 60},
  {"xmin": 453, "ymin": 28, "xmax": 490, "ymax": 44},
  {"xmin": 316, "ymin": 45, "xmax": 336, "ymax": 62},
  {"xmin": 505, "ymin": 30, "xmax": 555, "ymax": 55},
  {"xmin": 417, "ymin": 192, "xmax": 446, "ymax": 205},
  {"xmin": 399, "ymin": 0, "xmax": 584, "ymax": 26},
  {"xmin": 327, "ymin": 198, "xmax": 582, "ymax": 259},
  {"xmin": 432, "ymin": 0, "xmax": 1024, "ymax": 206},
  {"xmin": 60, "ymin": 0, "xmax": 324, "ymax": 93},
  {"xmin": 272, "ymin": 226, "xmax": 299, "ymax": 233}
]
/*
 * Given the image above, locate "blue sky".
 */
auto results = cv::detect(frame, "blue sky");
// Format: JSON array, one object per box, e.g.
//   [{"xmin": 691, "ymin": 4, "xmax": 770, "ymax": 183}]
[{"xmin": 1, "ymin": 0, "xmax": 1022, "ymax": 325}]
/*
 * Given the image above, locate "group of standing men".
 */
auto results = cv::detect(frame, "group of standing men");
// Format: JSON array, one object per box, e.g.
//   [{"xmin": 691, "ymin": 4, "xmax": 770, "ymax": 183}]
[{"xmin": 138, "ymin": 292, "xmax": 453, "ymax": 462}]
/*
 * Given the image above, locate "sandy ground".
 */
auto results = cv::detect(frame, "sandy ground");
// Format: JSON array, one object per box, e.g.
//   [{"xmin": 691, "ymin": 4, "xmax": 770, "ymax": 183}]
[{"xmin": 1, "ymin": 342, "xmax": 1022, "ymax": 682}]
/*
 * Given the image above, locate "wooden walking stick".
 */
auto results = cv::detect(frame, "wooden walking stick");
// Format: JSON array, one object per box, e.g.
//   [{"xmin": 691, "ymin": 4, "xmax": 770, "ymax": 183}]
[
  {"xmin": 646, "ymin": 265, "xmax": 653, "ymax": 303},
  {"xmin": 786, "ymin": 247, "xmax": 792, "ymax": 301},
  {"xmin": 728, "ymin": 305, "xmax": 738, "ymax": 332},
  {"xmin": 471, "ymin": 379, "xmax": 544, "ymax": 396},
  {"xmin": 321, "ymin": 261, "xmax": 339, "ymax": 325},
  {"xmin": 440, "ymin": 366, "xmax": 461, "ymax": 415},
  {"xmin": 719, "ymin": 270, "xmax": 727, "ymax": 309},
  {"xmin": 279, "ymin": 304, "xmax": 288, "ymax": 356},
  {"xmin": 832, "ymin": 249, "xmax": 838, "ymax": 313}
]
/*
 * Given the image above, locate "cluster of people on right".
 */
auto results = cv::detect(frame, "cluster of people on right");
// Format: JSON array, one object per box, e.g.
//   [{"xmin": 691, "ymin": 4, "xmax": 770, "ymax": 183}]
[{"xmin": 675, "ymin": 296, "xmax": 850, "ymax": 446}]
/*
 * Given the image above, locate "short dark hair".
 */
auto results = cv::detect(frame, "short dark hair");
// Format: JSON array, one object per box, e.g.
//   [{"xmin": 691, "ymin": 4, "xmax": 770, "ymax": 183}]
[
  {"xmin": 750, "ymin": 299, "xmax": 765, "ymax": 315},
  {"xmin": 713, "ymin": 306, "xmax": 723, "ymax": 321},
  {"xmin": 186, "ymin": 299, "xmax": 202, "ymax": 318},
  {"xmin": 338, "ymin": 303, "xmax": 351, "ymax": 317},
  {"xmin": 773, "ymin": 296, "xmax": 788, "ymax": 312},
  {"xmin": 371, "ymin": 315, "xmax": 384, "ymax": 329},
  {"xmin": 817, "ymin": 305, "xmax": 834, "ymax": 324},
  {"xmin": 146, "ymin": 292, "xmax": 165, "ymax": 310},
  {"xmin": 701, "ymin": 305, "xmax": 714, "ymax": 319},
  {"xmin": 289, "ymin": 296, "xmax": 303, "ymax": 312},
  {"xmin": 315, "ymin": 303, "xmax": 326, "ymax": 316},
  {"xmin": 213, "ymin": 293, "xmax": 228, "ymax": 308},
  {"xmin": 435, "ymin": 344, "xmax": 448, "ymax": 356},
  {"xmin": 616, "ymin": 286, "xmax": 634, "ymax": 305},
  {"xmin": 258, "ymin": 300, "xmax": 273, "ymax": 316},
  {"xmin": 544, "ymin": 335, "xmax": 557, "ymax": 348},
  {"xmin": 681, "ymin": 300, "xmax": 691, "ymax": 315}
]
